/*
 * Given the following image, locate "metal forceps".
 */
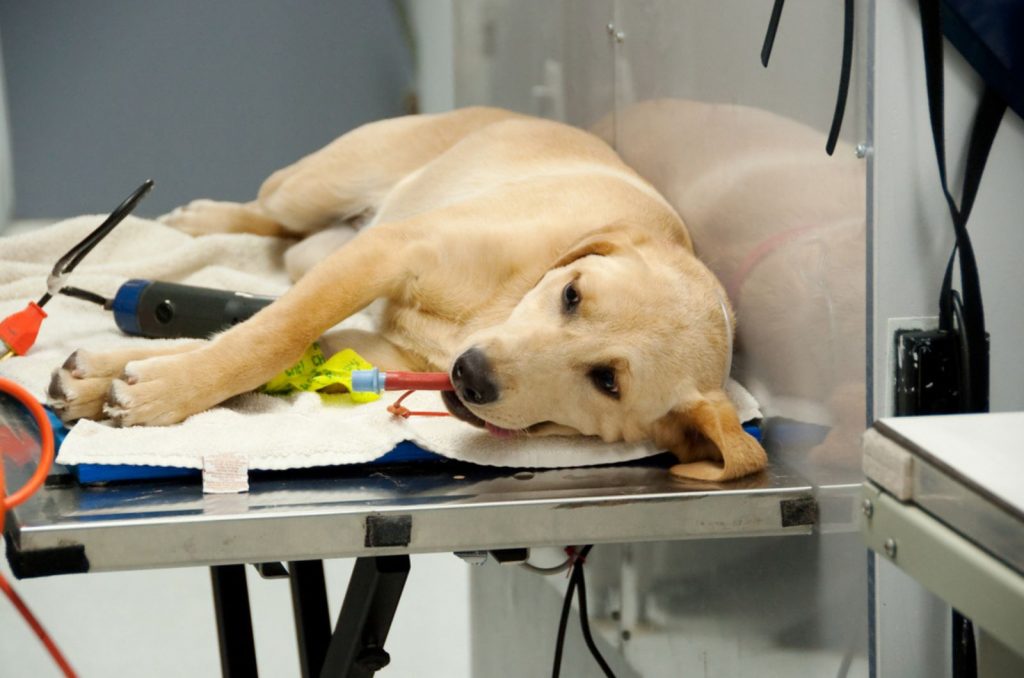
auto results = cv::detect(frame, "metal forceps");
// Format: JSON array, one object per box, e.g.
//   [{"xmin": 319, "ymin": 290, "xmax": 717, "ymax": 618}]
[
  {"xmin": 42, "ymin": 179, "xmax": 155, "ymax": 306},
  {"xmin": 0, "ymin": 180, "xmax": 154, "ymax": 362}
]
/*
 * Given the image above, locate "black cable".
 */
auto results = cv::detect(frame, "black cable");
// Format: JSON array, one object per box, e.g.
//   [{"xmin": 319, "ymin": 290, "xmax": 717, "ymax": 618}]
[
  {"xmin": 551, "ymin": 558, "xmax": 580, "ymax": 678},
  {"xmin": 58, "ymin": 286, "xmax": 110, "ymax": 307},
  {"xmin": 760, "ymin": 0, "xmax": 786, "ymax": 67},
  {"xmin": 952, "ymin": 610, "xmax": 977, "ymax": 678},
  {"xmin": 825, "ymin": 0, "xmax": 854, "ymax": 155},
  {"xmin": 574, "ymin": 551, "xmax": 615, "ymax": 677},
  {"xmin": 759, "ymin": 0, "xmax": 853, "ymax": 156},
  {"xmin": 949, "ymin": 290, "xmax": 972, "ymax": 411},
  {"xmin": 550, "ymin": 546, "xmax": 616, "ymax": 678}
]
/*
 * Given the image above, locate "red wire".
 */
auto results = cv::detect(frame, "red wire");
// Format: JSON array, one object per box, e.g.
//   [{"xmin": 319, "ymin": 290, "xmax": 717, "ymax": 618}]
[
  {"xmin": 1, "ymin": 377, "xmax": 78, "ymax": 678},
  {"xmin": 0, "ymin": 575, "xmax": 77, "ymax": 677}
]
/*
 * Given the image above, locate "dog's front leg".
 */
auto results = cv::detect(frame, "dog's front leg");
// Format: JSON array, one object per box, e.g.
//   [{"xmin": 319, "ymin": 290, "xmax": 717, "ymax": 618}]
[{"xmin": 104, "ymin": 225, "xmax": 416, "ymax": 426}]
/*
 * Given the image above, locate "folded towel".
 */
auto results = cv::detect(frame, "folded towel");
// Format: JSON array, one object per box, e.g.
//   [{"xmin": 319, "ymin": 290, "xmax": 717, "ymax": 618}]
[{"xmin": 0, "ymin": 217, "xmax": 761, "ymax": 470}]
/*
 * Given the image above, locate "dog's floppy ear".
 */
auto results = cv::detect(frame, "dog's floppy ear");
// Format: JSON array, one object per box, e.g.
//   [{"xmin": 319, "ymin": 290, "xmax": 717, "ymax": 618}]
[
  {"xmin": 653, "ymin": 389, "xmax": 767, "ymax": 481},
  {"xmin": 551, "ymin": 223, "xmax": 649, "ymax": 269}
]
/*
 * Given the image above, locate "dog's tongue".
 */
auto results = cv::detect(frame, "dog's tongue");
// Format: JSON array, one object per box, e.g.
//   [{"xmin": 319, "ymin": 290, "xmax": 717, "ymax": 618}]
[{"xmin": 485, "ymin": 422, "xmax": 519, "ymax": 438}]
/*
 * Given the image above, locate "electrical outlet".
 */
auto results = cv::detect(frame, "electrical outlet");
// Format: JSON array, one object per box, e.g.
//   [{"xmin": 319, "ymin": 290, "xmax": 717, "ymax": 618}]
[
  {"xmin": 894, "ymin": 329, "xmax": 963, "ymax": 415},
  {"xmin": 884, "ymin": 317, "xmax": 937, "ymax": 416},
  {"xmin": 886, "ymin": 317, "xmax": 964, "ymax": 416}
]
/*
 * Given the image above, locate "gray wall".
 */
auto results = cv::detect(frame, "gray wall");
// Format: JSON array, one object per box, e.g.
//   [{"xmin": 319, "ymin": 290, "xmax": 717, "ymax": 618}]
[{"xmin": 0, "ymin": 0, "xmax": 414, "ymax": 218}]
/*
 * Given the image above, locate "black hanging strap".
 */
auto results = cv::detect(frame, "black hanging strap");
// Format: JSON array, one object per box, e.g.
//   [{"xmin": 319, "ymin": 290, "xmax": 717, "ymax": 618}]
[
  {"xmin": 920, "ymin": 4, "xmax": 1007, "ymax": 675},
  {"xmin": 919, "ymin": 0, "xmax": 1006, "ymax": 414}
]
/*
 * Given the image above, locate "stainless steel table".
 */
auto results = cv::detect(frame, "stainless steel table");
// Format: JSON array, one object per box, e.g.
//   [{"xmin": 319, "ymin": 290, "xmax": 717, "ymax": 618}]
[
  {"xmin": 2, "ymin": 395, "xmax": 837, "ymax": 677},
  {"xmin": 7, "ymin": 458, "xmax": 820, "ymax": 574},
  {"xmin": 862, "ymin": 413, "xmax": 1024, "ymax": 671}
]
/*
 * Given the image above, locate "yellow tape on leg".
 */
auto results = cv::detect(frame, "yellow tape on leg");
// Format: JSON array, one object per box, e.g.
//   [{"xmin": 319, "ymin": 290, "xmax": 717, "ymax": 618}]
[{"xmin": 261, "ymin": 343, "xmax": 380, "ymax": 403}]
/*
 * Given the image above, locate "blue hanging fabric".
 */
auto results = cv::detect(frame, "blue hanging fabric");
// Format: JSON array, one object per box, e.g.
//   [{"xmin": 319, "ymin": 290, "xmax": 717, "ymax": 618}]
[{"xmin": 940, "ymin": 0, "xmax": 1024, "ymax": 120}]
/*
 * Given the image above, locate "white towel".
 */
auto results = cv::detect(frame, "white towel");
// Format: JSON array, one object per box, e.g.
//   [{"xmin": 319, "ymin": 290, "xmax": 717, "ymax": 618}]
[{"xmin": 0, "ymin": 217, "xmax": 761, "ymax": 470}]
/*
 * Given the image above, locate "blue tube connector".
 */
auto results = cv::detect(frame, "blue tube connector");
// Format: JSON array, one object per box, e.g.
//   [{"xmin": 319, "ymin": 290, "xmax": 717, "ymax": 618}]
[{"xmin": 350, "ymin": 368, "xmax": 385, "ymax": 394}]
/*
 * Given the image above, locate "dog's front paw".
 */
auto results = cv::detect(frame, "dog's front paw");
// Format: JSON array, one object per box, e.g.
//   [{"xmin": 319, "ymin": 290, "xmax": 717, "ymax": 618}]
[
  {"xmin": 47, "ymin": 350, "xmax": 122, "ymax": 423},
  {"xmin": 102, "ymin": 355, "xmax": 205, "ymax": 427}
]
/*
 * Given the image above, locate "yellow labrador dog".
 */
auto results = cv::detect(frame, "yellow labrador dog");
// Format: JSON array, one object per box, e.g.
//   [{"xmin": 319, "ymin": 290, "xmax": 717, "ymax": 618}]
[{"xmin": 48, "ymin": 107, "xmax": 766, "ymax": 481}]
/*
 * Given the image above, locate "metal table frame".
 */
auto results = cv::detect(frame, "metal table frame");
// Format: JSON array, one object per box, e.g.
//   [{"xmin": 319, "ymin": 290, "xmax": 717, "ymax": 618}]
[
  {"xmin": 862, "ymin": 415, "xmax": 1024, "ymax": 664},
  {"xmin": 3, "ymin": 399, "xmax": 855, "ymax": 677}
]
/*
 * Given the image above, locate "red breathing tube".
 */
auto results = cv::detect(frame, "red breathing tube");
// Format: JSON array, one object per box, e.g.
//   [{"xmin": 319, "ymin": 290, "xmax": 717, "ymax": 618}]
[
  {"xmin": 348, "ymin": 369, "xmax": 453, "ymax": 419},
  {"xmin": 350, "ymin": 368, "xmax": 452, "ymax": 393},
  {"xmin": 381, "ymin": 371, "xmax": 453, "ymax": 391}
]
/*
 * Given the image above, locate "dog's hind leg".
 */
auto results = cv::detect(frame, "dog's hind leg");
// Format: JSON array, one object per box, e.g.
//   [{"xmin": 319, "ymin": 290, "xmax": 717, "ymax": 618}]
[
  {"xmin": 283, "ymin": 225, "xmax": 359, "ymax": 281},
  {"xmin": 162, "ymin": 107, "xmax": 518, "ymax": 240},
  {"xmin": 256, "ymin": 107, "xmax": 520, "ymax": 235},
  {"xmin": 160, "ymin": 200, "xmax": 288, "ymax": 237}
]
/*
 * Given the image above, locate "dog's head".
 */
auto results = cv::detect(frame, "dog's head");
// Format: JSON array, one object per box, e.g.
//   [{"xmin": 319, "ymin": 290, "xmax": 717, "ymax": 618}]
[{"xmin": 444, "ymin": 225, "xmax": 766, "ymax": 481}]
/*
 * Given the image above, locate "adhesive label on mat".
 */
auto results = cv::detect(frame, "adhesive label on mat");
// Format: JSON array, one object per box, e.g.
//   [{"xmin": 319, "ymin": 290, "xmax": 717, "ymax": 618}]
[
  {"xmin": 260, "ymin": 342, "xmax": 379, "ymax": 403},
  {"xmin": 202, "ymin": 453, "xmax": 249, "ymax": 494}
]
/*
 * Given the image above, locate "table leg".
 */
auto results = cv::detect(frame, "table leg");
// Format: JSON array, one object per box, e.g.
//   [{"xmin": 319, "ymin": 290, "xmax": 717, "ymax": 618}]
[
  {"xmin": 289, "ymin": 560, "xmax": 332, "ymax": 677},
  {"xmin": 319, "ymin": 555, "xmax": 410, "ymax": 678},
  {"xmin": 210, "ymin": 564, "xmax": 259, "ymax": 678}
]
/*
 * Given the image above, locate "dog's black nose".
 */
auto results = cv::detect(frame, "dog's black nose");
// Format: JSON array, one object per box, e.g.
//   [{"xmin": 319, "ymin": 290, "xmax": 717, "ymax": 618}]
[{"xmin": 452, "ymin": 348, "xmax": 500, "ymax": 405}]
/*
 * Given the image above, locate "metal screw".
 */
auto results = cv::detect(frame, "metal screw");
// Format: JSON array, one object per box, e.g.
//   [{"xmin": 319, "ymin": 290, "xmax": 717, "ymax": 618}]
[
  {"xmin": 884, "ymin": 538, "xmax": 898, "ymax": 559},
  {"xmin": 615, "ymin": 30, "xmax": 625, "ymax": 43},
  {"xmin": 607, "ymin": 22, "xmax": 615, "ymax": 35},
  {"xmin": 862, "ymin": 499, "xmax": 874, "ymax": 519},
  {"xmin": 621, "ymin": 630, "xmax": 631, "ymax": 641},
  {"xmin": 855, "ymin": 143, "xmax": 871, "ymax": 158}
]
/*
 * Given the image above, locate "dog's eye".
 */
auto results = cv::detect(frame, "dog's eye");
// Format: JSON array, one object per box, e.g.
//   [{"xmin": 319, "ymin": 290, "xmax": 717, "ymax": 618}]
[
  {"xmin": 588, "ymin": 366, "xmax": 619, "ymax": 399},
  {"xmin": 562, "ymin": 281, "xmax": 581, "ymax": 313}
]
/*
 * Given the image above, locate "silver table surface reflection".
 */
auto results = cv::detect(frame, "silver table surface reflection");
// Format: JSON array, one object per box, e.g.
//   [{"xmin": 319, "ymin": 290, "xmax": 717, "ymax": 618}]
[{"xmin": 2, "ymin": 399, "xmax": 825, "ymax": 574}]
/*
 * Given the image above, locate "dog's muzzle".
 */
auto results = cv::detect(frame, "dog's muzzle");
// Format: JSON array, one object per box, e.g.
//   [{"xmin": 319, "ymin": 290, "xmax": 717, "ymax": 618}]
[{"xmin": 450, "ymin": 348, "xmax": 500, "ymax": 405}]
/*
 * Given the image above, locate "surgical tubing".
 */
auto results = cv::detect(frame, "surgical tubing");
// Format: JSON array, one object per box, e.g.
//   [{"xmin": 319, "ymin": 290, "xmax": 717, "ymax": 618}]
[{"xmin": 0, "ymin": 377, "xmax": 77, "ymax": 677}]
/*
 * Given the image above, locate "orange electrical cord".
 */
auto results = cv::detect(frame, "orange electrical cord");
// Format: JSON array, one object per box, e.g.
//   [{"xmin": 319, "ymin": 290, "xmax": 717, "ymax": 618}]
[{"xmin": 0, "ymin": 377, "xmax": 78, "ymax": 678}]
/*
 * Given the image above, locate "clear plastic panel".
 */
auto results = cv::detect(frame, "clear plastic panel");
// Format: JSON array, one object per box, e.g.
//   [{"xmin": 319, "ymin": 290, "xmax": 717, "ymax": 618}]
[
  {"xmin": 453, "ymin": 0, "xmax": 614, "ymax": 127},
  {"xmin": 610, "ymin": 0, "xmax": 868, "ymax": 482},
  {"xmin": 454, "ymin": 1, "xmax": 870, "ymax": 675},
  {"xmin": 604, "ymin": 3, "xmax": 868, "ymax": 676}
]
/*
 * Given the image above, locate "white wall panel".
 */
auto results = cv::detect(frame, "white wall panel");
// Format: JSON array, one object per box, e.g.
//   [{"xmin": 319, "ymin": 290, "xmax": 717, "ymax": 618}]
[{"xmin": 454, "ymin": 0, "xmax": 614, "ymax": 127}]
